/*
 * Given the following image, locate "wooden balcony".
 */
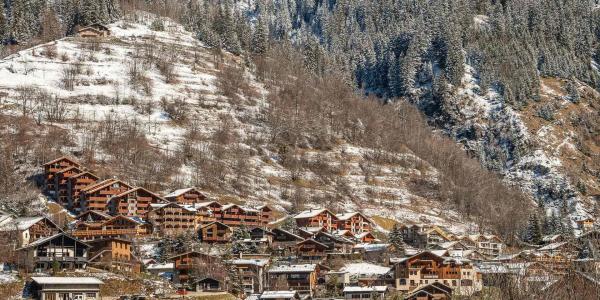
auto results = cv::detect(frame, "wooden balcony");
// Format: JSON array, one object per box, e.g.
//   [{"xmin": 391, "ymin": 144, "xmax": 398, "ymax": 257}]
[{"xmin": 73, "ymin": 228, "xmax": 147, "ymax": 237}]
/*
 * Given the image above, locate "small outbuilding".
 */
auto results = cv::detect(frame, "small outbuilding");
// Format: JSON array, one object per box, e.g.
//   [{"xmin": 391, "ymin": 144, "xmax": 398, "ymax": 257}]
[
  {"xmin": 30, "ymin": 276, "xmax": 104, "ymax": 300},
  {"xmin": 77, "ymin": 24, "xmax": 110, "ymax": 38}
]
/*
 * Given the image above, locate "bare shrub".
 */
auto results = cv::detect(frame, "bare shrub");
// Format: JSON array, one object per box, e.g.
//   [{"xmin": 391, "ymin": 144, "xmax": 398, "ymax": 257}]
[
  {"xmin": 160, "ymin": 97, "xmax": 188, "ymax": 123},
  {"xmin": 41, "ymin": 44, "xmax": 57, "ymax": 59}
]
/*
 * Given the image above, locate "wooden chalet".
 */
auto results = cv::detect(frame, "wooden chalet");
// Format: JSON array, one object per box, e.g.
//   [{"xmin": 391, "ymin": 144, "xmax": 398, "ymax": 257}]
[
  {"xmin": 17, "ymin": 233, "xmax": 90, "ymax": 272},
  {"xmin": 52, "ymin": 165, "xmax": 84, "ymax": 207},
  {"xmin": 43, "ymin": 156, "xmax": 81, "ymax": 196},
  {"xmin": 199, "ymin": 221, "xmax": 233, "ymax": 243},
  {"xmin": 169, "ymin": 251, "xmax": 219, "ymax": 285},
  {"xmin": 109, "ymin": 187, "xmax": 167, "ymax": 216},
  {"xmin": 30, "ymin": 277, "xmax": 104, "ymax": 300},
  {"xmin": 0, "ymin": 216, "xmax": 61, "ymax": 249},
  {"xmin": 267, "ymin": 263, "xmax": 328, "ymax": 297},
  {"xmin": 164, "ymin": 187, "xmax": 208, "ymax": 204},
  {"xmin": 146, "ymin": 202, "xmax": 197, "ymax": 235},
  {"xmin": 194, "ymin": 277, "xmax": 221, "ymax": 292},
  {"xmin": 576, "ymin": 217, "xmax": 595, "ymax": 232},
  {"xmin": 72, "ymin": 214, "xmax": 148, "ymax": 241},
  {"xmin": 393, "ymin": 251, "xmax": 482, "ymax": 296},
  {"xmin": 335, "ymin": 212, "xmax": 374, "ymax": 235},
  {"xmin": 466, "ymin": 234, "xmax": 505, "ymax": 257},
  {"xmin": 478, "ymin": 261, "xmax": 557, "ymax": 292},
  {"xmin": 77, "ymin": 23, "xmax": 110, "ymax": 37},
  {"xmin": 296, "ymin": 239, "xmax": 329, "ymax": 262},
  {"xmin": 260, "ymin": 290, "xmax": 300, "ymax": 300},
  {"xmin": 67, "ymin": 171, "xmax": 99, "ymax": 212},
  {"xmin": 313, "ymin": 231, "xmax": 355, "ymax": 253},
  {"xmin": 271, "ymin": 228, "xmax": 304, "ymax": 255},
  {"xmin": 191, "ymin": 201, "xmax": 222, "ymax": 224},
  {"xmin": 401, "ymin": 224, "xmax": 453, "ymax": 249},
  {"xmin": 294, "ymin": 209, "xmax": 338, "ymax": 232},
  {"xmin": 221, "ymin": 204, "xmax": 262, "ymax": 227},
  {"xmin": 79, "ymin": 179, "xmax": 132, "ymax": 213},
  {"xmin": 355, "ymin": 231, "xmax": 378, "ymax": 244},
  {"xmin": 298, "ymin": 226, "xmax": 325, "ymax": 239},
  {"xmin": 87, "ymin": 237, "xmax": 140, "ymax": 273},
  {"xmin": 537, "ymin": 241, "xmax": 580, "ymax": 259},
  {"xmin": 257, "ymin": 205, "xmax": 273, "ymax": 226},
  {"xmin": 227, "ymin": 258, "xmax": 270, "ymax": 294}
]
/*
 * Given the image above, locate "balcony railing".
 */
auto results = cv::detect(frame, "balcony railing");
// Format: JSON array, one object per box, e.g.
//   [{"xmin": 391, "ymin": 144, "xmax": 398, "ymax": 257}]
[{"xmin": 36, "ymin": 256, "xmax": 88, "ymax": 262}]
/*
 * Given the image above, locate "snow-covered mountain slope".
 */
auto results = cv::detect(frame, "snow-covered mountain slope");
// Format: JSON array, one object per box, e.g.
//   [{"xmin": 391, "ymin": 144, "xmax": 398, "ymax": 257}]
[
  {"xmin": 433, "ymin": 63, "xmax": 600, "ymax": 232},
  {"xmin": 0, "ymin": 13, "xmax": 475, "ymax": 234}
]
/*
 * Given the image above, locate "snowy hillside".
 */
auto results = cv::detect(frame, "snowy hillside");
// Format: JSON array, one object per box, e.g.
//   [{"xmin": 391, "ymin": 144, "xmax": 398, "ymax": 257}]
[{"xmin": 0, "ymin": 12, "xmax": 475, "ymax": 234}]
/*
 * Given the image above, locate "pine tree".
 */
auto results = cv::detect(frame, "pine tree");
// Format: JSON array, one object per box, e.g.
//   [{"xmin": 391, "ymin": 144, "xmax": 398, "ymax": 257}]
[
  {"xmin": 387, "ymin": 53, "xmax": 402, "ymax": 98},
  {"xmin": 526, "ymin": 213, "xmax": 543, "ymax": 245},
  {"xmin": 231, "ymin": 225, "xmax": 251, "ymax": 254},
  {"xmin": 0, "ymin": 1, "xmax": 7, "ymax": 41},
  {"xmin": 251, "ymin": 17, "xmax": 268, "ymax": 55},
  {"xmin": 10, "ymin": 0, "xmax": 37, "ymax": 42},
  {"xmin": 388, "ymin": 224, "xmax": 405, "ymax": 255},
  {"xmin": 227, "ymin": 264, "xmax": 244, "ymax": 296}
]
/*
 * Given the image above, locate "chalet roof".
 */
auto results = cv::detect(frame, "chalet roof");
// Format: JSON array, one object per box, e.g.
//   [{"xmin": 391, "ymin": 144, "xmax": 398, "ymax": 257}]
[
  {"xmin": 114, "ymin": 187, "xmax": 166, "ymax": 202},
  {"xmin": 260, "ymin": 291, "xmax": 298, "ymax": 299},
  {"xmin": 353, "ymin": 243, "xmax": 390, "ymax": 252},
  {"xmin": 341, "ymin": 262, "xmax": 391, "ymax": 276},
  {"xmin": 336, "ymin": 211, "xmax": 372, "ymax": 223},
  {"xmin": 194, "ymin": 201, "xmax": 222, "ymax": 208},
  {"xmin": 80, "ymin": 179, "xmax": 115, "ymax": 193},
  {"xmin": 150, "ymin": 202, "xmax": 196, "ymax": 213},
  {"xmin": 146, "ymin": 262, "xmax": 174, "ymax": 270},
  {"xmin": 78, "ymin": 23, "xmax": 110, "ymax": 32},
  {"xmin": 542, "ymin": 234, "xmax": 563, "ymax": 243},
  {"xmin": 315, "ymin": 231, "xmax": 355, "ymax": 244},
  {"xmin": 69, "ymin": 171, "xmax": 99, "ymax": 180},
  {"xmin": 104, "ymin": 215, "xmax": 145, "ymax": 225},
  {"xmin": 168, "ymin": 250, "xmax": 215, "ymax": 260},
  {"xmin": 199, "ymin": 221, "xmax": 231, "ymax": 230},
  {"xmin": 164, "ymin": 187, "xmax": 205, "ymax": 198},
  {"xmin": 0, "ymin": 216, "xmax": 59, "ymax": 231},
  {"xmin": 297, "ymin": 238, "xmax": 329, "ymax": 249},
  {"xmin": 268, "ymin": 264, "xmax": 317, "ymax": 273},
  {"xmin": 293, "ymin": 208, "xmax": 336, "ymax": 219},
  {"xmin": 405, "ymin": 282, "xmax": 452, "ymax": 298},
  {"xmin": 538, "ymin": 242, "xmax": 574, "ymax": 251},
  {"xmin": 249, "ymin": 227, "xmax": 275, "ymax": 235},
  {"xmin": 82, "ymin": 179, "xmax": 131, "ymax": 194},
  {"xmin": 467, "ymin": 234, "xmax": 502, "ymax": 243},
  {"xmin": 55, "ymin": 165, "xmax": 83, "ymax": 174},
  {"xmin": 31, "ymin": 277, "xmax": 103, "ymax": 285},
  {"xmin": 271, "ymin": 228, "xmax": 304, "ymax": 241},
  {"xmin": 227, "ymin": 258, "xmax": 270, "ymax": 267},
  {"xmin": 42, "ymin": 156, "xmax": 80, "ymax": 166},
  {"xmin": 390, "ymin": 250, "xmax": 448, "ymax": 264},
  {"xmin": 343, "ymin": 286, "xmax": 387, "ymax": 293},
  {"xmin": 355, "ymin": 231, "xmax": 376, "ymax": 239},
  {"xmin": 19, "ymin": 233, "xmax": 90, "ymax": 250},
  {"xmin": 76, "ymin": 210, "xmax": 112, "ymax": 221}
]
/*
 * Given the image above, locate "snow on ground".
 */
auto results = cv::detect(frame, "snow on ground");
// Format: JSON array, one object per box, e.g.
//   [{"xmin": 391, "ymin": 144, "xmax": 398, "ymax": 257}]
[
  {"xmin": 454, "ymin": 64, "xmax": 589, "ymax": 223},
  {"xmin": 0, "ymin": 272, "xmax": 18, "ymax": 284},
  {"xmin": 0, "ymin": 12, "xmax": 478, "ymax": 236}
]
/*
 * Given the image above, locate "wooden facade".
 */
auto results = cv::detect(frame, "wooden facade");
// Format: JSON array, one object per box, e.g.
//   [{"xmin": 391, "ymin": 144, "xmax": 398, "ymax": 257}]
[
  {"xmin": 0, "ymin": 216, "xmax": 61, "ymax": 249},
  {"xmin": 267, "ymin": 264, "xmax": 325, "ymax": 297},
  {"xmin": 394, "ymin": 251, "xmax": 482, "ymax": 296},
  {"xmin": 79, "ymin": 179, "xmax": 132, "ymax": 213},
  {"xmin": 296, "ymin": 239, "xmax": 329, "ymax": 262},
  {"xmin": 17, "ymin": 233, "xmax": 90, "ymax": 272},
  {"xmin": 43, "ymin": 156, "xmax": 81, "ymax": 196},
  {"xmin": 147, "ymin": 202, "xmax": 197, "ymax": 235},
  {"xmin": 271, "ymin": 228, "xmax": 304, "ymax": 255},
  {"xmin": 53, "ymin": 166, "xmax": 84, "ymax": 207},
  {"xmin": 87, "ymin": 237, "xmax": 140, "ymax": 273},
  {"xmin": 77, "ymin": 24, "xmax": 111, "ymax": 37},
  {"xmin": 294, "ymin": 209, "xmax": 338, "ymax": 232},
  {"xmin": 199, "ymin": 221, "xmax": 232, "ymax": 243},
  {"xmin": 335, "ymin": 212, "xmax": 373, "ymax": 235},
  {"xmin": 72, "ymin": 215, "xmax": 148, "ymax": 241},
  {"xmin": 67, "ymin": 171, "xmax": 99, "ymax": 212},
  {"xmin": 221, "ymin": 204, "xmax": 261, "ymax": 227},
  {"xmin": 170, "ymin": 251, "xmax": 219, "ymax": 285},
  {"xmin": 110, "ymin": 187, "xmax": 167, "ymax": 216}
]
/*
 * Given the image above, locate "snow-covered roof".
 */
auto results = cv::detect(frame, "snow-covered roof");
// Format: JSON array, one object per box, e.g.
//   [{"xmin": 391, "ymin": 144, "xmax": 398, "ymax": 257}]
[
  {"xmin": 20, "ymin": 233, "xmax": 90, "ymax": 249},
  {"xmin": 353, "ymin": 243, "xmax": 390, "ymax": 252},
  {"xmin": 146, "ymin": 262, "xmax": 174, "ymax": 270},
  {"xmin": 542, "ymin": 234, "xmax": 562, "ymax": 242},
  {"xmin": 260, "ymin": 291, "xmax": 298, "ymax": 299},
  {"xmin": 341, "ymin": 263, "xmax": 391, "ymax": 276},
  {"xmin": 293, "ymin": 209, "xmax": 332, "ymax": 219},
  {"xmin": 164, "ymin": 187, "xmax": 195, "ymax": 198},
  {"xmin": 336, "ymin": 212, "xmax": 359, "ymax": 220},
  {"xmin": 31, "ymin": 277, "xmax": 104, "ymax": 285},
  {"xmin": 0, "ymin": 216, "xmax": 55, "ymax": 231},
  {"xmin": 228, "ymin": 259, "xmax": 269, "ymax": 267},
  {"xmin": 268, "ymin": 264, "xmax": 317, "ymax": 273},
  {"xmin": 538, "ymin": 242, "xmax": 569, "ymax": 251},
  {"xmin": 355, "ymin": 232, "xmax": 375, "ymax": 239},
  {"xmin": 343, "ymin": 286, "xmax": 387, "ymax": 293}
]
